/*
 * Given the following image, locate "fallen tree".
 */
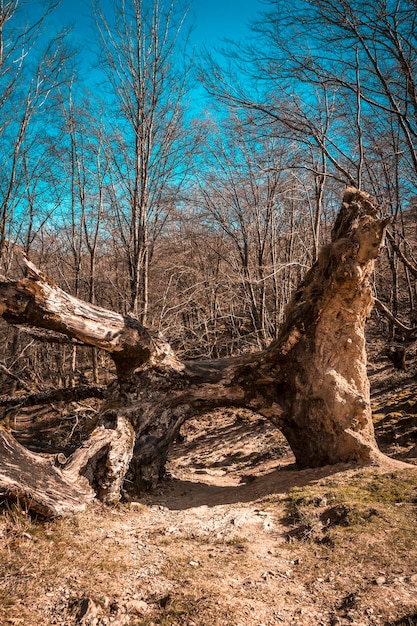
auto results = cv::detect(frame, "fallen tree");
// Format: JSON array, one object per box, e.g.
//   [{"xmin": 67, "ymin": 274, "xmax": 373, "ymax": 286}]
[{"xmin": 0, "ymin": 189, "xmax": 399, "ymax": 516}]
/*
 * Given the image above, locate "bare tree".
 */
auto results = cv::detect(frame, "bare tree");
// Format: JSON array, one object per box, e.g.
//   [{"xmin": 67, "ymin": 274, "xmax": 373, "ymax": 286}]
[
  {"xmin": 199, "ymin": 0, "xmax": 417, "ymax": 338},
  {"xmin": 94, "ymin": 0, "xmax": 193, "ymax": 324},
  {"xmin": 58, "ymin": 83, "xmax": 114, "ymax": 384},
  {"xmin": 0, "ymin": 0, "xmax": 71, "ymax": 271},
  {"xmin": 193, "ymin": 114, "xmax": 316, "ymax": 350}
]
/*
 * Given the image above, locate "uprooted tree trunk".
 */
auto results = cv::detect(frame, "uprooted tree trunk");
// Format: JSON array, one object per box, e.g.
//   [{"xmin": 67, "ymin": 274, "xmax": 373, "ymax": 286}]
[{"xmin": 0, "ymin": 189, "xmax": 397, "ymax": 516}]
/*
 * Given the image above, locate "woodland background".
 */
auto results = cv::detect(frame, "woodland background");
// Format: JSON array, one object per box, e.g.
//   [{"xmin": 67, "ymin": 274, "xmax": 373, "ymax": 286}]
[{"xmin": 1, "ymin": 0, "xmax": 417, "ymax": 390}]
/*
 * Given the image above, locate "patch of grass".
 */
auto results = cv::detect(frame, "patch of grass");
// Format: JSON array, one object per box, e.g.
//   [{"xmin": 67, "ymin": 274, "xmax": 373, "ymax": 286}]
[
  {"xmin": 0, "ymin": 503, "xmax": 138, "ymax": 623},
  {"xmin": 261, "ymin": 470, "xmax": 417, "ymax": 626},
  {"xmin": 283, "ymin": 469, "xmax": 417, "ymax": 551},
  {"xmin": 157, "ymin": 594, "xmax": 215, "ymax": 623},
  {"xmin": 288, "ymin": 470, "xmax": 417, "ymax": 510},
  {"xmin": 223, "ymin": 535, "xmax": 248, "ymax": 547},
  {"xmin": 388, "ymin": 613, "xmax": 417, "ymax": 626},
  {"xmin": 1, "ymin": 499, "xmax": 45, "ymax": 535},
  {"xmin": 146, "ymin": 586, "xmax": 239, "ymax": 626}
]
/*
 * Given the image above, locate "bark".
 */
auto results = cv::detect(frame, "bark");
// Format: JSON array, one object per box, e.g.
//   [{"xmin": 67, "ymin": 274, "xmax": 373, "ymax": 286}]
[
  {"xmin": 0, "ymin": 258, "xmax": 179, "ymax": 380},
  {"xmin": 0, "ymin": 189, "xmax": 397, "ymax": 515},
  {"xmin": 257, "ymin": 188, "xmax": 392, "ymax": 466},
  {"xmin": 0, "ymin": 413, "xmax": 134, "ymax": 517}
]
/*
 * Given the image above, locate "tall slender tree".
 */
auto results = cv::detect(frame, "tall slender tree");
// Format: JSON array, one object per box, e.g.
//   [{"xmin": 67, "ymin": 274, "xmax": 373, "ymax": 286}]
[
  {"xmin": 94, "ymin": 0, "xmax": 193, "ymax": 324},
  {"xmin": 0, "ymin": 0, "xmax": 72, "ymax": 271}
]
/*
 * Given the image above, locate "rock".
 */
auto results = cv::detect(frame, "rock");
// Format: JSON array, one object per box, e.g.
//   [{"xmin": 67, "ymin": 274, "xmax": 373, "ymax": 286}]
[
  {"xmin": 76, "ymin": 597, "xmax": 102, "ymax": 624},
  {"xmin": 127, "ymin": 600, "xmax": 150, "ymax": 615},
  {"xmin": 374, "ymin": 576, "xmax": 386, "ymax": 586}
]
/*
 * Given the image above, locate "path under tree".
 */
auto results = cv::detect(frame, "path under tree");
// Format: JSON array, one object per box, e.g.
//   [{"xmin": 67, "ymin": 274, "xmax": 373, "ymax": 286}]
[{"xmin": 0, "ymin": 188, "xmax": 404, "ymax": 517}]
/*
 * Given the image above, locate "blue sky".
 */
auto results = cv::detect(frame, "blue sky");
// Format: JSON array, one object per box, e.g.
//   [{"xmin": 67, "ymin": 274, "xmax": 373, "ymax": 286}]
[
  {"xmin": 52, "ymin": 0, "xmax": 263, "ymax": 50},
  {"xmin": 190, "ymin": 0, "xmax": 262, "ymax": 45},
  {"xmin": 47, "ymin": 0, "xmax": 264, "ymax": 115}
]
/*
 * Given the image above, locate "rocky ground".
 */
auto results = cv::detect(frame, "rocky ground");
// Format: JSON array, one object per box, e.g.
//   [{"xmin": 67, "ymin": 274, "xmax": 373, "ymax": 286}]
[{"xmin": 1, "ymin": 340, "xmax": 417, "ymax": 626}]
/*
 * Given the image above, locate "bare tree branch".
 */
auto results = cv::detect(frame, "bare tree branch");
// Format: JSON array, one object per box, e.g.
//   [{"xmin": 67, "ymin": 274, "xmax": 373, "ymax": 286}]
[
  {"xmin": 0, "ymin": 361, "xmax": 31, "ymax": 392},
  {"xmin": 374, "ymin": 298, "xmax": 417, "ymax": 336},
  {"xmin": 0, "ymin": 384, "xmax": 107, "ymax": 409}
]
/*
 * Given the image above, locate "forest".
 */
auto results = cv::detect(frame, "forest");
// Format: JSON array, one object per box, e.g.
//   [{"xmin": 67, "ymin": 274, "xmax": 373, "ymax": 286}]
[
  {"xmin": 0, "ymin": 0, "xmax": 416, "ymax": 371},
  {"xmin": 1, "ymin": 1, "xmax": 417, "ymax": 624},
  {"xmin": 1, "ymin": 0, "xmax": 417, "ymax": 504}
]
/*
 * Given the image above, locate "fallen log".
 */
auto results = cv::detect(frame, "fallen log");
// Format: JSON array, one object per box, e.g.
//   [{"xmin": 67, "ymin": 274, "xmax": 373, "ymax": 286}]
[
  {"xmin": 0, "ymin": 188, "xmax": 402, "ymax": 515},
  {"xmin": 0, "ymin": 412, "xmax": 134, "ymax": 517}
]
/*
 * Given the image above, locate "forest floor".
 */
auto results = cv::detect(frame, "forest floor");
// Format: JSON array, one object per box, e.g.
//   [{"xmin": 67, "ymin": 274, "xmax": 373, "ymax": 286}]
[{"xmin": 1, "ymin": 337, "xmax": 417, "ymax": 625}]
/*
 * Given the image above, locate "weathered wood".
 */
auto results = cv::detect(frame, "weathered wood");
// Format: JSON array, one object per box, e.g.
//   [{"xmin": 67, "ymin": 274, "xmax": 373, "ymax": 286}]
[
  {"xmin": 87, "ymin": 189, "xmax": 396, "ymax": 483},
  {"xmin": 0, "ymin": 412, "xmax": 134, "ymax": 517},
  {"xmin": 63, "ymin": 412, "xmax": 135, "ymax": 505},
  {"xmin": 0, "ymin": 425, "xmax": 94, "ymax": 517},
  {"xmin": 0, "ymin": 258, "xmax": 181, "ymax": 380},
  {"xmin": 0, "ymin": 188, "xmax": 399, "ymax": 514},
  {"xmin": 250, "ymin": 188, "xmax": 393, "ymax": 466}
]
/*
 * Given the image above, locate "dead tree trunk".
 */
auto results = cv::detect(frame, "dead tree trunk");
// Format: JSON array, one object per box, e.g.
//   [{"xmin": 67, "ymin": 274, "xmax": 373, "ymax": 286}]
[
  {"xmin": 0, "ymin": 189, "xmax": 397, "ymax": 515},
  {"xmin": 257, "ymin": 188, "xmax": 392, "ymax": 466},
  {"xmin": 0, "ymin": 413, "xmax": 134, "ymax": 517}
]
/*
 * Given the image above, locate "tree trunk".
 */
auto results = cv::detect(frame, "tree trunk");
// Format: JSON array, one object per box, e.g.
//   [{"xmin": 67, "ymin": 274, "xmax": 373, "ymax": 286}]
[
  {"xmin": 0, "ymin": 189, "xmax": 398, "ymax": 515},
  {"xmin": 256, "ymin": 187, "xmax": 392, "ymax": 466},
  {"xmin": 0, "ymin": 413, "xmax": 134, "ymax": 517}
]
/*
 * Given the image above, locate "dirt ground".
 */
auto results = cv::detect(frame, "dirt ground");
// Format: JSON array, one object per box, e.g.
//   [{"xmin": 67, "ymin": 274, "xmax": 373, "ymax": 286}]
[{"xmin": 1, "ymin": 344, "xmax": 417, "ymax": 626}]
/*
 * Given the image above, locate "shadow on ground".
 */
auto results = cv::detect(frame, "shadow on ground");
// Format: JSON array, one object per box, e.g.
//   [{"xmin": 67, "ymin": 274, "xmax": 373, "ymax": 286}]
[{"xmin": 144, "ymin": 462, "xmax": 355, "ymax": 511}]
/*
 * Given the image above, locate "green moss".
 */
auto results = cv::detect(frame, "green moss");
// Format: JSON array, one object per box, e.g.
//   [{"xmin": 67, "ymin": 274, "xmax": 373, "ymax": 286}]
[
  {"xmin": 288, "ymin": 470, "xmax": 417, "ymax": 511},
  {"xmin": 284, "ymin": 469, "xmax": 417, "ymax": 546}
]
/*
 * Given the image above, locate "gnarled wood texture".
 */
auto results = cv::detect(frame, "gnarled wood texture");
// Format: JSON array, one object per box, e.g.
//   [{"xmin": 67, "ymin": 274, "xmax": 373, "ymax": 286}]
[
  {"xmin": 0, "ymin": 189, "xmax": 396, "ymax": 515},
  {"xmin": 254, "ymin": 188, "xmax": 392, "ymax": 465},
  {"xmin": 0, "ymin": 414, "xmax": 134, "ymax": 517},
  {"xmin": 0, "ymin": 258, "xmax": 180, "ymax": 381}
]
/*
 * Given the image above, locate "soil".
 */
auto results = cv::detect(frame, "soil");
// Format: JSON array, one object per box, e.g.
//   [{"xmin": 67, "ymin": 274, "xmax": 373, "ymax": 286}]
[{"xmin": 1, "ymin": 338, "xmax": 417, "ymax": 626}]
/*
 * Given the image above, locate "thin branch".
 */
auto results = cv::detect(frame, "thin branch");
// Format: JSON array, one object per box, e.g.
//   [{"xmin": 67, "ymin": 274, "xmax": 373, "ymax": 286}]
[
  {"xmin": 0, "ymin": 362, "xmax": 31, "ymax": 392},
  {"xmin": 386, "ymin": 230, "xmax": 417, "ymax": 279},
  {"xmin": 374, "ymin": 298, "xmax": 417, "ymax": 336},
  {"xmin": 0, "ymin": 384, "xmax": 107, "ymax": 410}
]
